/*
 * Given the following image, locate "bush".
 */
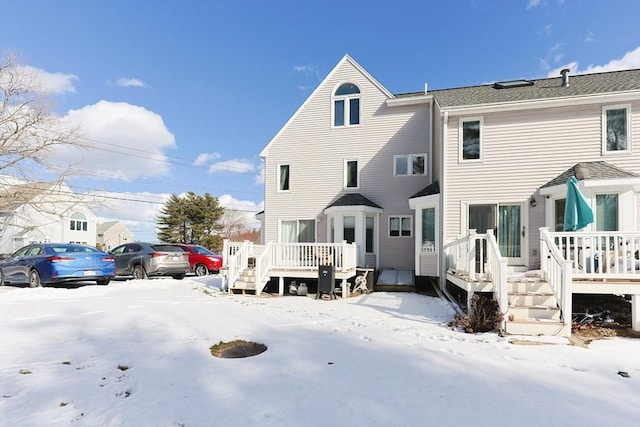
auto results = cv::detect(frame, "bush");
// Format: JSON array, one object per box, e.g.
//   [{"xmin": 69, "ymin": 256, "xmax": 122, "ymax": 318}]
[{"xmin": 449, "ymin": 294, "xmax": 504, "ymax": 333}]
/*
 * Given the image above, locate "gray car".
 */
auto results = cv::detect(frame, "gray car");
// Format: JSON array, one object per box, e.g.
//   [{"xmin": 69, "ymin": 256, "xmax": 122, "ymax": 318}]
[{"xmin": 110, "ymin": 242, "xmax": 190, "ymax": 280}]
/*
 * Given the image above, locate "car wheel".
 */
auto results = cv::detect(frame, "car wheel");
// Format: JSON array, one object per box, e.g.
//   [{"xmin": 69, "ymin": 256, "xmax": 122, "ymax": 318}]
[
  {"xmin": 194, "ymin": 264, "xmax": 209, "ymax": 276},
  {"xmin": 29, "ymin": 269, "xmax": 42, "ymax": 288},
  {"xmin": 96, "ymin": 278, "xmax": 110, "ymax": 286},
  {"xmin": 132, "ymin": 265, "xmax": 148, "ymax": 280},
  {"xmin": 171, "ymin": 273, "xmax": 185, "ymax": 280}
]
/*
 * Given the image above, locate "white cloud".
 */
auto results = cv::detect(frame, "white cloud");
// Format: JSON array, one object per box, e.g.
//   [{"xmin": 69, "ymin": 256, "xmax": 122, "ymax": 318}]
[
  {"xmin": 218, "ymin": 194, "xmax": 263, "ymax": 229},
  {"xmin": 254, "ymin": 162, "xmax": 264, "ymax": 185},
  {"xmin": 526, "ymin": 0, "xmax": 542, "ymax": 10},
  {"xmin": 194, "ymin": 152, "xmax": 221, "ymax": 166},
  {"xmin": 546, "ymin": 46, "xmax": 640, "ymax": 77},
  {"xmin": 208, "ymin": 159, "xmax": 254, "ymax": 174},
  {"xmin": 89, "ymin": 190, "xmax": 171, "ymax": 241},
  {"xmin": 584, "ymin": 31, "xmax": 596, "ymax": 43},
  {"xmin": 61, "ymin": 100, "xmax": 177, "ymax": 180},
  {"xmin": 20, "ymin": 65, "xmax": 78, "ymax": 94},
  {"xmin": 116, "ymin": 78, "xmax": 147, "ymax": 88},
  {"xmin": 89, "ymin": 190, "xmax": 264, "ymax": 240}
]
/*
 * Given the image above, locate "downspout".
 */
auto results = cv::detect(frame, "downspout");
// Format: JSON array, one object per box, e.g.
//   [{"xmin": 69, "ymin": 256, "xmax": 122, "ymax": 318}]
[
  {"xmin": 438, "ymin": 110, "xmax": 461, "ymax": 313},
  {"xmin": 439, "ymin": 110, "xmax": 448, "ymax": 291}
]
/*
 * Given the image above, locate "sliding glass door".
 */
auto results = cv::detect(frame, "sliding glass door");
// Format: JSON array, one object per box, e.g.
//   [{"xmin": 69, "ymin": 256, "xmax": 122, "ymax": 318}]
[{"xmin": 469, "ymin": 203, "xmax": 524, "ymax": 264}]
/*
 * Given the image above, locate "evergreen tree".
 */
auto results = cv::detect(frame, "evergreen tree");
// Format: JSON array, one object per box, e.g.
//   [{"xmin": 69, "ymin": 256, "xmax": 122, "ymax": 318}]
[{"xmin": 156, "ymin": 192, "xmax": 224, "ymax": 251}]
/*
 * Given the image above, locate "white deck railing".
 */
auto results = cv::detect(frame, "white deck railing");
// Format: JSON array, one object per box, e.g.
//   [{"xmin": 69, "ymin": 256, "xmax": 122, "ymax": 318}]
[
  {"xmin": 444, "ymin": 229, "xmax": 508, "ymax": 312},
  {"xmin": 223, "ymin": 240, "xmax": 358, "ymax": 295},
  {"xmin": 542, "ymin": 229, "xmax": 640, "ymax": 279}
]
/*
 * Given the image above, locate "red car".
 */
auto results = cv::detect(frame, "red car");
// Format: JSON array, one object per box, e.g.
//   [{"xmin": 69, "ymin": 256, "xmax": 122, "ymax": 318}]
[{"xmin": 176, "ymin": 244, "xmax": 223, "ymax": 276}]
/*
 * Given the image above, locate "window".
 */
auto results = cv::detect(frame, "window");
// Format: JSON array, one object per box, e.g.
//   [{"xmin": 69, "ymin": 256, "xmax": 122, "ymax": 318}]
[
  {"xmin": 596, "ymin": 194, "xmax": 618, "ymax": 231},
  {"xmin": 278, "ymin": 164, "xmax": 290, "ymax": 191},
  {"xmin": 343, "ymin": 216, "xmax": 355, "ymax": 244},
  {"xmin": 603, "ymin": 105, "xmax": 629, "ymax": 153},
  {"xmin": 345, "ymin": 160, "xmax": 358, "ymax": 188},
  {"xmin": 554, "ymin": 199, "xmax": 566, "ymax": 232},
  {"xmin": 366, "ymin": 216, "xmax": 374, "ymax": 253},
  {"xmin": 421, "ymin": 208, "xmax": 435, "ymax": 252},
  {"xmin": 333, "ymin": 83, "xmax": 360, "ymax": 127},
  {"xmin": 394, "ymin": 154, "xmax": 426, "ymax": 176},
  {"xmin": 460, "ymin": 118, "xmax": 482, "ymax": 161},
  {"xmin": 389, "ymin": 216, "xmax": 412, "ymax": 237},
  {"xmin": 281, "ymin": 219, "xmax": 315, "ymax": 243},
  {"xmin": 70, "ymin": 213, "xmax": 88, "ymax": 232}
]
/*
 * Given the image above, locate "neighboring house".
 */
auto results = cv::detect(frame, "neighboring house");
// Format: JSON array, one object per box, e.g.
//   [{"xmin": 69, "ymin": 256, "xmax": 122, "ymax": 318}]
[
  {"xmin": 96, "ymin": 221, "xmax": 134, "ymax": 251},
  {"xmin": 226, "ymin": 55, "xmax": 640, "ymax": 336},
  {"xmin": 412, "ymin": 69, "xmax": 640, "ymax": 280},
  {"xmin": 0, "ymin": 178, "xmax": 98, "ymax": 254}
]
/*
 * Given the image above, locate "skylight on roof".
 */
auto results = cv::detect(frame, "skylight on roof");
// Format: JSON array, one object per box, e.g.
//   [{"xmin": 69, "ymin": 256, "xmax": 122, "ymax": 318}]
[{"xmin": 493, "ymin": 79, "xmax": 534, "ymax": 89}]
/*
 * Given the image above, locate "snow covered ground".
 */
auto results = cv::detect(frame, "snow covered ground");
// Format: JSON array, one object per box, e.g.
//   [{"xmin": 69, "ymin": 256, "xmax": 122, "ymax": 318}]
[{"xmin": 1, "ymin": 276, "xmax": 639, "ymax": 427}]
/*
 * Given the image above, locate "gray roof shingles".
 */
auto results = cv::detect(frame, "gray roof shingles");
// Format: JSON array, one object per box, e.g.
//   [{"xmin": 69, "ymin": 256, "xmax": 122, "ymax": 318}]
[
  {"xmin": 396, "ymin": 69, "xmax": 640, "ymax": 108},
  {"xmin": 326, "ymin": 193, "xmax": 382, "ymax": 209},
  {"xmin": 541, "ymin": 161, "xmax": 640, "ymax": 188}
]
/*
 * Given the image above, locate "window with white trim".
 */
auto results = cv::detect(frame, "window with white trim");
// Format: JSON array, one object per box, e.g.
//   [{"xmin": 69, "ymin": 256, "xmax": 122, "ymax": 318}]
[
  {"xmin": 365, "ymin": 216, "xmax": 374, "ymax": 253},
  {"xmin": 278, "ymin": 164, "xmax": 290, "ymax": 192},
  {"xmin": 394, "ymin": 154, "xmax": 426, "ymax": 176},
  {"xmin": 281, "ymin": 219, "xmax": 315, "ymax": 243},
  {"xmin": 421, "ymin": 208, "xmax": 436, "ymax": 252},
  {"xmin": 344, "ymin": 159, "xmax": 358, "ymax": 188},
  {"xmin": 333, "ymin": 83, "xmax": 360, "ymax": 127},
  {"xmin": 460, "ymin": 118, "xmax": 482, "ymax": 161},
  {"xmin": 596, "ymin": 194, "xmax": 618, "ymax": 231},
  {"xmin": 389, "ymin": 215, "xmax": 412, "ymax": 237},
  {"xmin": 70, "ymin": 213, "xmax": 88, "ymax": 232},
  {"xmin": 603, "ymin": 105, "xmax": 630, "ymax": 153}
]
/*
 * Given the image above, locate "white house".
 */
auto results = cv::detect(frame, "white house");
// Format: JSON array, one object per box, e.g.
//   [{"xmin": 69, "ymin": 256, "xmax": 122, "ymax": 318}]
[
  {"xmin": 224, "ymin": 56, "xmax": 640, "ymax": 336},
  {"xmin": 0, "ymin": 178, "xmax": 99, "ymax": 254}
]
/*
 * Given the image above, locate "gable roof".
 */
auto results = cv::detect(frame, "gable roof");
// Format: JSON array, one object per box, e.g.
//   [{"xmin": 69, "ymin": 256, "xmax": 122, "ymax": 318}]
[
  {"xmin": 426, "ymin": 69, "xmax": 640, "ymax": 109},
  {"xmin": 97, "ymin": 221, "xmax": 119, "ymax": 234},
  {"xmin": 260, "ymin": 54, "xmax": 394, "ymax": 158},
  {"xmin": 540, "ymin": 161, "xmax": 640, "ymax": 188}
]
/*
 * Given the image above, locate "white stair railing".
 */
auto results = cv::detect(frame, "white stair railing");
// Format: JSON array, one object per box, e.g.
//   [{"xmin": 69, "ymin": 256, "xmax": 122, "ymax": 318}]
[{"xmin": 539, "ymin": 227, "xmax": 572, "ymax": 328}]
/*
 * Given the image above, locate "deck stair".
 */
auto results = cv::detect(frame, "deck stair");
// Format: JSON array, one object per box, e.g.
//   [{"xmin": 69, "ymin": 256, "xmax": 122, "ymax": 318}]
[
  {"xmin": 229, "ymin": 267, "xmax": 257, "ymax": 295},
  {"xmin": 504, "ymin": 277, "xmax": 570, "ymax": 337}
]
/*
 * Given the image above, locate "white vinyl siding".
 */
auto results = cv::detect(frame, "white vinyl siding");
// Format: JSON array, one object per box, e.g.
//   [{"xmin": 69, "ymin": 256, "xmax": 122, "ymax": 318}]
[
  {"xmin": 443, "ymin": 100, "xmax": 640, "ymax": 269},
  {"xmin": 262, "ymin": 58, "xmax": 432, "ymax": 269}
]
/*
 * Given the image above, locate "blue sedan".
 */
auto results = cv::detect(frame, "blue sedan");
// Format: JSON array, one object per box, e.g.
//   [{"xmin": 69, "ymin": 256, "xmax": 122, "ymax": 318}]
[{"xmin": 0, "ymin": 243, "xmax": 116, "ymax": 287}]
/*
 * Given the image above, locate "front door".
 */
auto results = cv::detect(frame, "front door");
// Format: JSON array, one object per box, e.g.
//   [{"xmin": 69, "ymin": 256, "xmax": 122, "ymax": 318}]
[{"xmin": 469, "ymin": 203, "xmax": 524, "ymax": 265}]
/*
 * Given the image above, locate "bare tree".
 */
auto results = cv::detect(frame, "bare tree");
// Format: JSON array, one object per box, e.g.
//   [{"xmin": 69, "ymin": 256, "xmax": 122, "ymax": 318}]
[
  {"xmin": 219, "ymin": 209, "xmax": 251, "ymax": 240},
  {"xmin": 0, "ymin": 52, "xmax": 86, "ymax": 199},
  {"xmin": 0, "ymin": 52, "xmax": 87, "ymax": 247}
]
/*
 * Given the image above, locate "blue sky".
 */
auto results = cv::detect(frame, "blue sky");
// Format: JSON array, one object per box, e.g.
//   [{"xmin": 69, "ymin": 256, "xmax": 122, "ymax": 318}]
[{"xmin": 2, "ymin": 0, "xmax": 639, "ymax": 240}]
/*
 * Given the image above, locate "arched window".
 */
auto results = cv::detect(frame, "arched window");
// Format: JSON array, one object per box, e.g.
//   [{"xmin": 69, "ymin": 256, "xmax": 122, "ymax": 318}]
[
  {"xmin": 333, "ymin": 83, "xmax": 360, "ymax": 127},
  {"xmin": 70, "ymin": 212, "xmax": 88, "ymax": 232}
]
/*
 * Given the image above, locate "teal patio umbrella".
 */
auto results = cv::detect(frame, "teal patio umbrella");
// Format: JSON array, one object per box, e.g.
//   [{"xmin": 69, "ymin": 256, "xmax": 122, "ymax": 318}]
[{"xmin": 563, "ymin": 176, "xmax": 594, "ymax": 231}]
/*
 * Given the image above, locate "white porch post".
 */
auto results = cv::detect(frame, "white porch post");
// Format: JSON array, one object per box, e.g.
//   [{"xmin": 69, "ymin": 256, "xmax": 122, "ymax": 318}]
[
  {"xmin": 278, "ymin": 277, "xmax": 284, "ymax": 296},
  {"xmin": 632, "ymin": 295, "xmax": 640, "ymax": 332},
  {"xmin": 468, "ymin": 229, "xmax": 477, "ymax": 280}
]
